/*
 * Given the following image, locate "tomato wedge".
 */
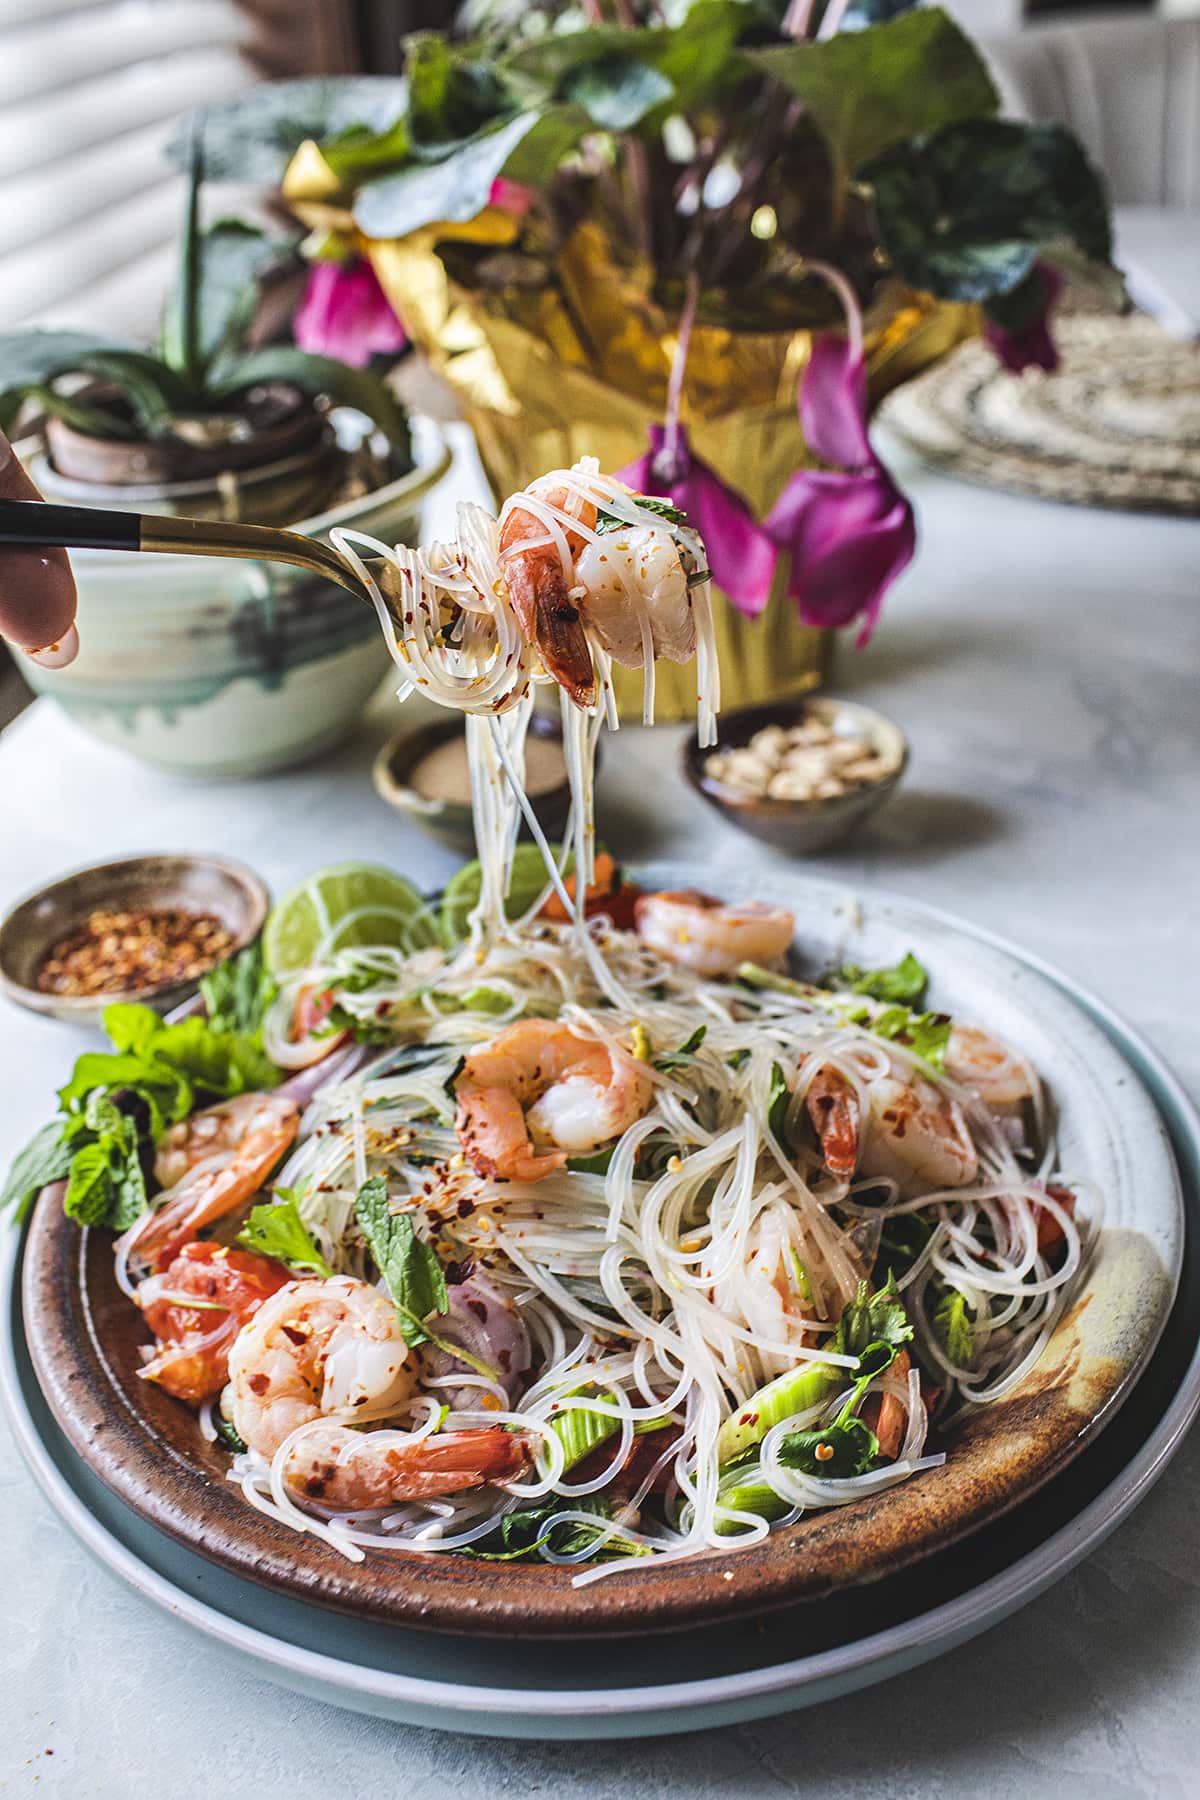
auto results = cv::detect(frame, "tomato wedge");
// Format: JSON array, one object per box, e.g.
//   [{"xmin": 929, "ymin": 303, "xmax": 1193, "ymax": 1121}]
[
  {"xmin": 138, "ymin": 1241, "xmax": 291, "ymax": 1406},
  {"xmin": 539, "ymin": 854, "xmax": 640, "ymax": 930}
]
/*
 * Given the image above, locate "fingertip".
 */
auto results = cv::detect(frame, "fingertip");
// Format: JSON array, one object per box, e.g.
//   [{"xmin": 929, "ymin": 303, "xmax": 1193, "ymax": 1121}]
[{"xmin": 25, "ymin": 621, "xmax": 79, "ymax": 670}]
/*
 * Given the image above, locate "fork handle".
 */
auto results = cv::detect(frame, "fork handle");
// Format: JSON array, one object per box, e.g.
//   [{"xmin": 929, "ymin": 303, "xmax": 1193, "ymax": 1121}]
[{"xmin": 0, "ymin": 498, "xmax": 141, "ymax": 551}]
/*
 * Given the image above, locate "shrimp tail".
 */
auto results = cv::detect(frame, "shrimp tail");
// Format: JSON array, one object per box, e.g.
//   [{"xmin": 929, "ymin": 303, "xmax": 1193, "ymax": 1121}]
[
  {"xmin": 285, "ymin": 1424, "xmax": 534, "ymax": 1507},
  {"xmin": 805, "ymin": 1065, "xmax": 860, "ymax": 1180},
  {"xmin": 503, "ymin": 549, "xmax": 596, "ymax": 710}
]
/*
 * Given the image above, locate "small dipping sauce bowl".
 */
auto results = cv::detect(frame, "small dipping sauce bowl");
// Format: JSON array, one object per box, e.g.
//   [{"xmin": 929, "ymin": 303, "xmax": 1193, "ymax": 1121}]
[
  {"xmin": 683, "ymin": 695, "xmax": 908, "ymax": 854},
  {"xmin": 0, "ymin": 854, "xmax": 270, "ymax": 1025},
  {"xmin": 373, "ymin": 713, "xmax": 591, "ymax": 853}
]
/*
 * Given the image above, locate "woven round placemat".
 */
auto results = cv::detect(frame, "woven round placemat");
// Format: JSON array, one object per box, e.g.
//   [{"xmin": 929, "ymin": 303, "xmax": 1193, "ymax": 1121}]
[{"xmin": 878, "ymin": 311, "xmax": 1200, "ymax": 515}]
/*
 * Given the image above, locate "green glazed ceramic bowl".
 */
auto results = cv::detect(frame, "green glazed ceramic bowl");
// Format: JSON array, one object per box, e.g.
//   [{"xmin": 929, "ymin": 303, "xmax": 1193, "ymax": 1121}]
[{"xmin": 21, "ymin": 419, "xmax": 451, "ymax": 779}]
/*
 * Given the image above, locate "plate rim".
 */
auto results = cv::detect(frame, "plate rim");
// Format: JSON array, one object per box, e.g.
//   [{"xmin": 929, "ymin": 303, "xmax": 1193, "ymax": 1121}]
[
  {"xmin": 2, "ymin": 939, "xmax": 1198, "ymax": 1730},
  {"xmin": 12, "ymin": 871, "xmax": 1187, "ymax": 1639}
]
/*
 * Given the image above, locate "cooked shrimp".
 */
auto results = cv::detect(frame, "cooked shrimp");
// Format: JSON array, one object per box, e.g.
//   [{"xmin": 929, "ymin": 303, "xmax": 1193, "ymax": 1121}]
[
  {"xmin": 125, "ymin": 1091, "xmax": 299, "ymax": 1272},
  {"xmin": 454, "ymin": 1017, "xmax": 653, "ymax": 1183},
  {"xmin": 634, "ymin": 890, "xmax": 794, "ymax": 977},
  {"xmin": 857, "ymin": 1072, "xmax": 977, "ymax": 1196},
  {"xmin": 945, "ymin": 1024, "xmax": 1035, "ymax": 1115},
  {"xmin": 498, "ymin": 478, "xmax": 598, "ymax": 709},
  {"xmin": 137, "ymin": 1242, "xmax": 291, "ymax": 1406},
  {"xmin": 572, "ymin": 523, "xmax": 698, "ymax": 668},
  {"xmin": 229, "ymin": 1276, "xmax": 418, "ymax": 1458},
  {"xmin": 803, "ymin": 1063, "xmax": 861, "ymax": 1181},
  {"xmin": 228, "ymin": 1276, "xmax": 529, "ymax": 1505}
]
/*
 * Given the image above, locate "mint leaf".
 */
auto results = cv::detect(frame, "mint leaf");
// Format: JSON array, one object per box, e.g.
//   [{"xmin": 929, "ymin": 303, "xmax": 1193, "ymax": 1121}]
[
  {"xmin": 1, "ymin": 1120, "xmax": 73, "ymax": 1220},
  {"xmin": 63, "ymin": 1115, "xmax": 147, "ymax": 1232},
  {"xmin": 63, "ymin": 1143, "xmax": 114, "ymax": 1227},
  {"xmin": 201, "ymin": 941, "xmax": 276, "ymax": 1038},
  {"xmin": 355, "ymin": 1174, "xmax": 447, "ymax": 1347},
  {"xmin": 825, "ymin": 952, "xmax": 929, "ymax": 1004},
  {"xmin": 237, "ymin": 1189, "xmax": 333, "ymax": 1277}
]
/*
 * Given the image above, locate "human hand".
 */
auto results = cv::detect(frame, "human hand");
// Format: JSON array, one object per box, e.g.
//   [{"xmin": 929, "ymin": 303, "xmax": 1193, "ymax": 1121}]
[{"xmin": 0, "ymin": 427, "xmax": 78, "ymax": 668}]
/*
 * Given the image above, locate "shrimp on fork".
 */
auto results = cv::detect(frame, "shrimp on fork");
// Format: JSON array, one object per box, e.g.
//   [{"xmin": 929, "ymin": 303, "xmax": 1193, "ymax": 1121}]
[
  {"xmin": 454, "ymin": 1017, "xmax": 653, "ymax": 1184},
  {"xmin": 228, "ymin": 1276, "xmax": 531, "ymax": 1506},
  {"xmin": 498, "ymin": 477, "xmax": 599, "ymax": 709}
]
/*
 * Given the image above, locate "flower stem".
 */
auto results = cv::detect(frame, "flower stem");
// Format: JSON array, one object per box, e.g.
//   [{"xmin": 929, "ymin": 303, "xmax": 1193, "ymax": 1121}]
[
  {"xmin": 659, "ymin": 268, "xmax": 700, "ymax": 482},
  {"xmin": 803, "ymin": 258, "xmax": 863, "ymax": 360}
]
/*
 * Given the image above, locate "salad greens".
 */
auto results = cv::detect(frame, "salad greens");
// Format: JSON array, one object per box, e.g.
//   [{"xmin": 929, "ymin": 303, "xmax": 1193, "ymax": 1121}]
[
  {"xmin": 738, "ymin": 958, "xmax": 953, "ymax": 1072},
  {"xmin": 354, "ymin": 1174, "xmax": 498, "ymax": 1380},
  {"xmin": 200, "ymin": 940, "xmax": 276, "ymax": 1038},
  {"xmin": 2, "ymin": 996, "xmax": 281, "ymax": 1234},
  {"xmin": 464, "ymin": 1493, "xmax": 650, "ymax": 1562},
  {"xmin": 824, "ymin": 952, "xmax": 929, "ymax": 1005},
  {"xmin": 932, "ymin": 1285, "xmax": 975, "ymax": 1368},
  {"xmin": 595, "ymin": 496, "xmax": 687, "ymax": 535}
]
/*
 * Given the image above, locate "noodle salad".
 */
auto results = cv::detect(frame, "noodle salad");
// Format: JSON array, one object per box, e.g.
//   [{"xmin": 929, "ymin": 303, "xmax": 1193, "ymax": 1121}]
[{"xmin": 2, "ymin": 463, "xmax": 1096, "ymax": 1582}]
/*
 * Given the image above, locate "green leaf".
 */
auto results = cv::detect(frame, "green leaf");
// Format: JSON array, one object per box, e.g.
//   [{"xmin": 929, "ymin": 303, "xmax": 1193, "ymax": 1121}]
[
  {"xmin": 208, "ymin": 347, "xmax": 410, "ymax": 452},
  {"xmin": 876, "ymin": 1210, "xmax": 932, "ymax": 1284},
  {"xmin": 596, "ymin": 496, "xmax": 688, "ymax": 535},
  {"xmin": 352, "ymin": 107, "xmax": 586, "ymax": 239},
  {"xmin": 864, "ymin": 119, "xmax": 1112, "ymax": 302},
  {"xmin": 70, "ymin": 351, "xmax": 191, "ymax": 438},
  {"xmin": 840, "ymin": 1271, "xmax": 914, "ymax": 1359},
  {"xmin": 166, "ymin": 80, "xmax": 410, "ymax": 184},
  {"xmin": 653, "ymin": 1024, "xmax": 706, "ymax": 1073},
  {"xmin": 58, "ymin": 1052, "xmax": 191, "ymax": 1125},
  {"xmin": 213, "ymin": 1412, "xmax": 248, "ymax": 1454},
  {"xmin": 355, "ymin": 1174, "xmax": 448, "ymax": 1347},
  {"xmin": 932, "ymin": 1285, "xmax": 975, "ymax": 1367},
  {"xmin": 766, "ymin": 1061, "xmax": 792, "ymax": 1145},
  {"xmin": 103, "ymin": 1004, "xmax": 279, "ymax": 1099},
  {"xmin": 567, "ymin": 55, "xmax": 674, "ymax": 131},
  {"xmin": 776, "ymin": 1413, "xmax": 880, "ymax": 1478},
  {"xmin": 63, "ymin": 1142, "xmax": 114, "ymax": 1227},
  {"xmin": 566, "ymin": 1144, "xmax": 619, "ymax": 1175},
  {"xmin": 1, "ymin": 1121, "xmax": 73, "ymax": 1221},
  {"xmin": 0, "ymin": 330, "xmax": 133, "ymax": 433},
  {"xmin": 237, "ymin": 1190, "xmax": 333, "ymax": 1276},
  {"xmin": 825, "ymin": 952, "xmax": 928, "ymax": 1005},
  {"xmin": 465, "ymin": 1494, "xmax": 649, "ymax": 1562},
  {"xmin": 163, "ymin": 221, "xmax": 296, "ymax": 376},
  {"xmin": 407, "ymin": 33, "xmax": 510, "ymax": 146},
  {"xmin": 201, "ymin": 941, "xmax": 276, "ymax": 1039},
  {"xmin": 871, "ymin": 1006, "xmax": 952, "ymax": 1071},
  {"xmin": 752, "ymin": 9, "xmax": 997, "ymax": 173}
]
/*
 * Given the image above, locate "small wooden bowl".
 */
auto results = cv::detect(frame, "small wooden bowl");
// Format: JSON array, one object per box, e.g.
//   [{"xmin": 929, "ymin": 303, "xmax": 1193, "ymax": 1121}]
[
  {"xmin": 373, "ymin": 713, "xmax": 590, "ymax": 854},
  {"xmin": 0, "ymin": 854, "xmax": 270, "ymax": 1025},
  {"xmin": 684, "ymin": 696, "xmax": 908, "ymax": 854}
]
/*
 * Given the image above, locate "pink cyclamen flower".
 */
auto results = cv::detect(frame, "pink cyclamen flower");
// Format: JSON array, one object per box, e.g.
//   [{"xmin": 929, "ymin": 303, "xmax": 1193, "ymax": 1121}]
[
  {"xmin": 488, "ymin": 177, "xmax": 535, "ymax": 217},
  {"xmin": 615, "ymin": 424, "xmax": 778, "ymax": 618},
  {"xmin": 293, "ymin": 257, "xmax": 407, "ymax": 369},
  {"xmin": 983, "ymin": 263, "xmax": 1063, "ymax": 375},
  {"xmin": 764, "ymin": 333, "xmax": 915, "ymax": 645}
]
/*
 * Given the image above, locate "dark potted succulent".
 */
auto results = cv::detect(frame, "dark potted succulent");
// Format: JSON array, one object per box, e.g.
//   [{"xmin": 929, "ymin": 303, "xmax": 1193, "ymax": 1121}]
[
  {"xmin": 0, "ymin": 135, "xmax": 413, "ymax": 526},
  {"xmin": 4, "ymin": 137, "xmax": 451, "ymax": 777}
]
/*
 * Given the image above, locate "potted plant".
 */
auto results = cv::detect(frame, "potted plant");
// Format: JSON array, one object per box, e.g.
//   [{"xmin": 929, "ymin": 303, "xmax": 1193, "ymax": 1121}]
[
  {"xmin": 1, "ymin": 138, "xmax": 451, "ymax": 777},
  {"xmin": 192, "ymin": 2, "xmax": 1113, "ymax": 716}
]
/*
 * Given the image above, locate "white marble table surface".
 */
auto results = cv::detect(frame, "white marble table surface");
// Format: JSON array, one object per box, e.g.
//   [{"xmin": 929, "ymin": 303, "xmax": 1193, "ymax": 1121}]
[{"xmin": 2, "ymin": 428, "xmax": 1199, "ymax": 1797}]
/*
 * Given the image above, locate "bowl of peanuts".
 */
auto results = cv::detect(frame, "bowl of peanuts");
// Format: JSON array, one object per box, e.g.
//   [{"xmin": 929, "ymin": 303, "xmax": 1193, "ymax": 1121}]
[{"xmin": 683, "ymin": 695, "xmax": 907, "ymax": 853}]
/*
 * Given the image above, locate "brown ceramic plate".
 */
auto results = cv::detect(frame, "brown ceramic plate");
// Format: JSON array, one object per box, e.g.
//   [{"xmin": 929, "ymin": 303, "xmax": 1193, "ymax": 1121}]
[{"xmin": 19, "ymin": 869, "xmax": 1182, "ymax": 1638}]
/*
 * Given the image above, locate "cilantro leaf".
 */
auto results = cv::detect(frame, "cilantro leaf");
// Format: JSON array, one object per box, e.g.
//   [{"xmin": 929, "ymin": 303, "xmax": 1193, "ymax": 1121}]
[
  {"xmin": 776, "ymin": 1413, "xmax": 880, "ymax": 1478},
  {"xmin": 825, "ymin": 952, "xmax": 929, "ymax": 1004},
  {"xmin": 354, "ymin": 1174, "xmax": 448, "ymax": 1347},
  {"xmin": 0, "ymin": 1120, "xmax": 74, "ymax": 1220},
  {"xmin": 466, "ymin": 1495, "xmax": 650, "ymax": 1562},
  {"xmin": 932, "ymin": 1285, "xmax": 975, "ymax": 1367},
  {"xmin": 840, "ymin": 1271, "xmax": 914, "ymax": 1358},
  {"xmin": 200, "ymin": 941, "xmax": 276, "ymax": 1038},
  {"xmin": 595, "ymin": 495, "xmax": 688, "ymax": 534},
  {"xmin": 237, "ymin": 1189, "xmax": 333, "ymax": 1276},
  {"xmin": 871, "ymin": 1006, "xmax": 953, "ymax": 1070},
  {"xmin": 213, "ymin": 1412, "xmax": 248, "ymax": 1454}
]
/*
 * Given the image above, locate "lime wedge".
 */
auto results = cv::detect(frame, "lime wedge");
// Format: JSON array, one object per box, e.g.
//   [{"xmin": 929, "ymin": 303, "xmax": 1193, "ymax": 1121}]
[
  {"xmin": 263, "ymin": 862, "xmax": 438, "ymax": 973},
  {"xmin": 439, "ymin": 844, "xmax": 573, "ymax": 947}
]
